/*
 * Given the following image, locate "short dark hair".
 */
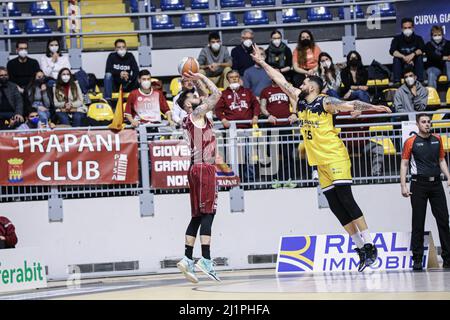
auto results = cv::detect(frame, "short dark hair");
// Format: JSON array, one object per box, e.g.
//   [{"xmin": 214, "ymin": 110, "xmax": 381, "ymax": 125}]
[
  {"xmin": 208, "ymin": 32, "xmax": 220, "ymax": 42},
  {"xmin": 177, "ymin": 89, "xmax": 195, "ymax": 109},
  {"xmin": 403, "ymin": 65, "xmax": 415, "ymax": 77},
  {"xmin": 401, "ymin": 17, "xmax": 414, "ymax": 27},
  {"xmin": 114, "ymin": 39, "xmax": 126, "ymax": 47},
  {"xmin": 16, "ymin": 39, "xmax": 28, "ymax": 49},
  {"xmin": 306, "ymin": 75, "xmax": 324, "ymax": 92},
  {"xmin": 271, "ymin": 30, "xmax": 282, "ymax": 38},
  {"xmin": 138, "ymin": 69, "xmax": 151, "ymax": 78},
  {"xmin": 416, "ymin": 113, "xmax": 431, "ymax": 122}
]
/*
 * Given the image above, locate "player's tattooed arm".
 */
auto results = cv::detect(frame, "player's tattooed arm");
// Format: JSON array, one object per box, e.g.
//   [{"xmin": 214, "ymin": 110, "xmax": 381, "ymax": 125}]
[
  {"xmin": 192, "ymin": 78, "xmax": 209, "ymax": 98},
  {"xmin": 183, "ymin": 72, "xmax": 221, "ymax": 117},
  {"xmin": 323, "ymin": 96, "xmax": 392, "ymax": 115}
]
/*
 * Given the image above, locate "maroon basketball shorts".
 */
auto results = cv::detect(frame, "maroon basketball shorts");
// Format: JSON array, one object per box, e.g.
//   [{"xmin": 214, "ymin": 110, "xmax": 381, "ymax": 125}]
[{"xmin": 188, "ymin": 163, "xmax": 218, "ymax": 217}]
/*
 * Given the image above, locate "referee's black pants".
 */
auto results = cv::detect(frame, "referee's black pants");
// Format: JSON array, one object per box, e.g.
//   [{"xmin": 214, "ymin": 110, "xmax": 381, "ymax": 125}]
[{"xmin": 410, "ymin": 180, "xmax": 450, "ymax": 262}]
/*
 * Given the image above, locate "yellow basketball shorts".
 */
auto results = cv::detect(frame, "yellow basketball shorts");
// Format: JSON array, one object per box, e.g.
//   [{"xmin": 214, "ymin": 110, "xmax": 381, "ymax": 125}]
[{"xmin": 317, "ymin": 159, "xmax": 353, "ymax": 191}]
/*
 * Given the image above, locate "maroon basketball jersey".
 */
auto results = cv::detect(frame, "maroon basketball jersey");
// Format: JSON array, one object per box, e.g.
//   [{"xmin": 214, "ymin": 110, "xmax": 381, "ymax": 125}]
[{"xmin": 182, "ymin": 114, "xmax": 216, "ymax": 164}]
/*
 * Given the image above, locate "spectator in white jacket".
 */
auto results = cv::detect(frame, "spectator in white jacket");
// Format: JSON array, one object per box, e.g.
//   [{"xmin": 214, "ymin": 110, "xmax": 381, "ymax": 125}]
[{"xmin": 40, "ymin": 38, "xmax": 71, "ymax": 85}]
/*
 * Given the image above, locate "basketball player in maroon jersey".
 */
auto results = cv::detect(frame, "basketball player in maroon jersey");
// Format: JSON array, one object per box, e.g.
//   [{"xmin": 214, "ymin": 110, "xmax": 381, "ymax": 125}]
[{"xmin": 176, "ymin": 71, "xmax": 222, "ymax": 282}]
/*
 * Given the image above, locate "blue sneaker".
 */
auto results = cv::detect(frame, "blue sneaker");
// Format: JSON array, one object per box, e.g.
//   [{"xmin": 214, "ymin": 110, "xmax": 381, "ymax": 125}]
[
  {"xmin": 195, "ymin": 257, "xmax": 221, "ymax": 282},
  {"xmin": 177, "ymin": 256, "xmax": 198, "ymax": 283}
]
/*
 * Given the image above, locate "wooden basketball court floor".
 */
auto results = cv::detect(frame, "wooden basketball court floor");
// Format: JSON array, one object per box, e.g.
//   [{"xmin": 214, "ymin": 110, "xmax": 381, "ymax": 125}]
[{"xmin": 0, "ymin": 268, "xmax": 450, "ymax": 300}]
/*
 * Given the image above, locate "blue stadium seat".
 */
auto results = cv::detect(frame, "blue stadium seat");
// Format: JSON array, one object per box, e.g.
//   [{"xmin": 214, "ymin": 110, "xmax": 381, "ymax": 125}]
[
  {"xmin": 3, "ymin": 2, "xmax": 21, "ymax": 16},
  {"xmin": 3, "ymin": 20, "xmax": 22, "ymax": 35},
  {"xmin": 244, "ymin": 10, "xmax": 269, "ymax": 25},
  {"xmin": 307, "ymin": 6, "xmax": 333, "ymax": 21},
  {"xmin": 338, "ymin": 5, "xmax": 364, "ymax": 19},
  {"xmin": 372, "ymin": 3, "xmax": 396, "ymax": 17},
  {"xmin": 219, "ymin": 12, "xmax": 238, "ymax": 26},
  {"xmin": 181, "ymin": 13, "xmax": 207, "ymax": 28},
  {"xmin": 130, "ymin": 0, "xmax": 156, "ymax": 12},
  {"xmin": 251, "ymin": 0, "xmax": 275, "ymax": 6},
  {"xmin": 220, "ymin": 0, "xmax": 245, "ymax": 8},
  {"xmin": 191, "ymin": 0, "xmax": 209, "ymax": 9},
  {"xmin": 25, "ymin": 19, "xmax": 52, "ymax": 34},
  {"xmin": 160, "ymin": 0, "xmax": 185, "ymax": 11},
  {"xmin": 282, "ymin": 8, "xmax": 301, "ymax": 23},
  {"xmin": 30, "ymin": 1, "xmax": 56, "ymax": 16},
  {"xmin": 151, "ymin": 14, "xmax": 175, "ymax": 29},
  {"xmin": 281, "ymin": 0, "xmax": 305, "ymax": 4}
]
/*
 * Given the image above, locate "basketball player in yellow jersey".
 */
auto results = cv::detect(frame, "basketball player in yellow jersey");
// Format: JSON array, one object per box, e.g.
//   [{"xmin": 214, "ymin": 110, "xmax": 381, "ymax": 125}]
[{"xmin": 251, "ymin": 45, "xmax": 392, "ymax": 271}]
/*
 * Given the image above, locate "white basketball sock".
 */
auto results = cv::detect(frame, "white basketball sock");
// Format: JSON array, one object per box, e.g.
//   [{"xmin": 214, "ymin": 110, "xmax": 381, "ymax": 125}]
[
  {"xmin": 351, "ymin": 233, "xmax": 364, "ymax": 249},
  {"xmin": 360, "ymin": 229, "xmax": 373, "ymax": 244}
]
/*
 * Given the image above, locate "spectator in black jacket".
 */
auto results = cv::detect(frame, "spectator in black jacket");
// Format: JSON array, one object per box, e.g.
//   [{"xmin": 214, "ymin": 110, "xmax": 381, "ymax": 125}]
[
  {"xmin": 265, "ymin": 30, "xmax": 292, "ymax": 81},
  {"xmin": 0, "ymin": 67, "xmax": 24, "ymax": 129},
  {"xmin": 425, "ymin": 25, "xmax": 450, "ymax": 89},
  {"xmin": 340, "ymin": 51, "xmax": 370, "ymax": 103},
  {"xmin": 390, "ymin": 17, "xmax": 425, "ymax": 84},
  {"xmin": 104, "ymin": 39, "xmax": 139, "ymax": 102},
  {"xmin": 26, "ymin": 70, "xmax": 54, "ymax": 126},
  {"xmin": 231, "ymin": 29, "xmax": 255, "ymax": 76},
  {"xmin": 7, "ymin": 40, "xmax": 40, "ymax": 94}
]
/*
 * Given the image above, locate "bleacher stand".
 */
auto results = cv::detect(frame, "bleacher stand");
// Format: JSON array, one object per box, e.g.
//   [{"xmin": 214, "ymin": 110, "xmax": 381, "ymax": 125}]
[
  {"xmin": 181, "ymin": 13, "xmax": 207, "ymax": 29},
  {"xmin": 4, "ymin": 20, "xmax": 22, "ymax": 35},
  {"xmin": 191, "ymin": 0, "xmax": 209, "ymax": 10},
  {"xmin": 151, "ymin": 15, "xmax": 175, "ymax": 30},
  {"xmin": 244, "ymin": 10, "xmax": 269, "ymax": 26},
  {"xmin": 281, "ymin": 0, "xmax": 305, "ymax": 4},
  {"xmin": 250, "ymin": 0, "xmax": 275, "ymax": 6},
  {"xmin": 3, "ymin": 2, "xmax": 22, "ymax": 16},
  {"xmin": 219, "ymin": 12, "xmax": 238, "ymax": 27},
  {"xmin": 160, "ymin": 0, "xmax": 185, "ymax": 11},
  {"xmin": 220, "ymin": 0, "xmax": 245, "ymax": 8},
  {"xmin": 25, "ymin": 19, "xmax": 52, "ymax": 34},
  {"xmin": 338, "ymin": 5, "xmax": 364, "ymax": 19},
  {"xmin": 373, "ymin": 3, "xmax": 396, "ymax": 17},
  {"xmin": 282, "ymin": 9, "xmax": 301, "ymax": 23},
  {"xmin": 307, "ymin": 7, "xmax": 333, "ymax": 22},
  {"xmin": 30, "ymin": 1, "xmax": 56, "ymax": 16}
]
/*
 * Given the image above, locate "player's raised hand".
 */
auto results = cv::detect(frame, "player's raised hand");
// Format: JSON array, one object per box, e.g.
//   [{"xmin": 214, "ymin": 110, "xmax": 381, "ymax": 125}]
[
  {"xmin": 182, "ymin": 71, "xmax": 202, "ymax": 81},
  {"xmin": 250, "ymin": 44, "xmax": 263, "ymax": 64}
]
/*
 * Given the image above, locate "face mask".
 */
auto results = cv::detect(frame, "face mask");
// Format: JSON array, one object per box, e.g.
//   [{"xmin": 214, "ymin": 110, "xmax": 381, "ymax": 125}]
[
  {"xmin": 211, "ymin": 43, "xmax": 221, "ymax": 52},
  {"xmin": 243, "ymin": 39, "xmax": 253, "ymax": 48},
  {"xmin": 321, "ymin": 60, "xmax": 331, "ymax": 68},
  {"xmin": 117, "ymin": 49, "xmax": 127, "ymax": 57},
  {"xmin": 141, "ymin": 80, "xmax": 151, "ymax": 90},
  {"xmin": 49, "ymin": 45, "xmax": 59, "ymax": 53},
  {"xmin": 403, "ymin": 29, "xmax": 413, "ymax": 37},
  {"xmin": 61, "ymin": 75, "xmax": 71, "ymax": 83},
  {"xmin": 272, "ymin": 39, "xmax": 281, "ymax": 47},
  {"xmin": 36, "ymin": 77, "xmax": 45, "ymax": 85},
  {"xmin": 300, "ymin": 39, "xmax": 311, "ymax": 47},
  {"xmin": 229, "ymin": 83, "xmax": 240, "ymax": 90},
  {"xmin": 0, "ymin": 77, "xmax": 8, "ymax": 85},
  {"xmin": 30, "ymin": 117, "xmax": 40, "ymax": 125},
  {"xmin": 349, "ymin": 59, "xmax": 358, "ymax": 67},
  {"xmin": 18, "ymin": 50, "xmax": 28, "ymax": 58},
  {"xmin": 433, "ymin": 36, "xmax": 443, "ymax": 44},
  {"xmin": 405, "ymin": 76, "xmax": 415, "ymax": 86}
]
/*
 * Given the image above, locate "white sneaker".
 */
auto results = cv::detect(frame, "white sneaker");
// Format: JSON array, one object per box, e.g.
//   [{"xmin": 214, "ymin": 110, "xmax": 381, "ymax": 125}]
[
  {"xmin": 177, "ymin": 256, "xmax": 199, "ymax": 283},
  {"xmin": 195, "ymin": 257, "xmax": 221, "ymax": 282}
]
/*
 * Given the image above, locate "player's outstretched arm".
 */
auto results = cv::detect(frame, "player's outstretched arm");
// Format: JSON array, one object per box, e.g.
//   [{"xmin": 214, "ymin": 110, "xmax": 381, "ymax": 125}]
[
  {"xmin": 250, "ymin": 44, "xmax": 301, "ymax": 103},
  {"xmin": 323, "ymin": 96, "xmax": 392, "ymax": 115},
  {"xmin": 192, "ymin": 76, "xmax": 209, "ymax": 98},
  {"xmin": 183, "ymin": 71, "xmax": 221, "ymax": 117}
]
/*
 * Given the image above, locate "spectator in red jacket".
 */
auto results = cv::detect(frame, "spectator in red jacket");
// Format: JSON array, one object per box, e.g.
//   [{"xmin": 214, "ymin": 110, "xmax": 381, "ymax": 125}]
[
  {"xmin": 215, "ymin": 70, "xmax": 260, "ymax": 129},
  {"xmin": 0, "ymin": 216, "xmax": 18, "ymax": 249}
]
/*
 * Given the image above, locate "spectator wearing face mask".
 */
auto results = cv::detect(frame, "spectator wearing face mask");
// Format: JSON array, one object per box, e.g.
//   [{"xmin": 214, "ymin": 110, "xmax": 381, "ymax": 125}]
[
  {"xmin": 265, "ymin": 30, "xmax": 293, "ymax": 81},
  {"xmin": 198, "ymin": 32, "xmax": 233, "ymax": 89},
  {"xmin": 341, "ymin": 50, "xmax": 370, "ymax": 103},
  {"xmin": 0, "ymin": 67, "xmax": 24, "ymax": 129},
  {"xmin": 292, "ymin": 30, "xmax": 321, "ymax": 88},
  {"xmin": 25, "ymin": 70, "xmax": 54, "ymax": 126},
  {"xmin": 243, "ymin": 47, "xmax": 272, "ymax": 98},
  {"xmin": 53, "ymin": 68, "xmax": 87, "ymax": 127},
  {"xmin": 231, "ymin": 29, "xmax": 255, "ymax": 76},
  {"xmin": 104, "ymin": 39, "xmax": 139, "ymax": 102},
  {"xmin": 390, "ymin": 17, "xmax": 425, "ymax": 84},
  {"xmin": 424, "ymin": 25, "xmax": 450, "ymax": 89},
  {"xmin": 39, "ymin": 38, "xmax": 71, "ymax": 84},
  {"xmin": 17, "ymin": 111, "xmax": 42, "ymax": 130},
  {"xmin": 394, "ymin": 66, "xmax": 428, "ymax": 113},
  {"xmin": 7, "ymin": 40, "xmax": 40, "ymax": 94},
  {"xmin": 318, "ymin": 52, "xmax": 341, "ymax": 98}
]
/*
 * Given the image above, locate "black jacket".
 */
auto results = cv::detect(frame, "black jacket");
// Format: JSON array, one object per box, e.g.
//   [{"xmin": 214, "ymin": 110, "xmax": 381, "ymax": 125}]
[
  {"xmin": 390, "ymin": 33, "xmax": 425, "ymax": 56},
  {"xmin": 231, "ymin": 45, "xmax": 254, "ymax": 76},
  {"xmin": 105, "ymin": 52, "xmax": 139, "ymax": 85},
  {"xmin": 0, "ymin": 81, "xmax": 24, "ymax": 115},
  {"xmin": 340, "ymin": 66, "xmax": 368, "ymax": 95},
  {"xmin": 424, "ymin": 39, "xmax": 450, "ymax": 70}
]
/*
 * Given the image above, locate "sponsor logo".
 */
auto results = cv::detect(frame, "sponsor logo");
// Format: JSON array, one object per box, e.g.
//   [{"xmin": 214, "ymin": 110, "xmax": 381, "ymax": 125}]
[
  {"xmin": 7, "ymin": 158, "xmax": 24, "ymax": 183},
  {"xmin": 278, "ymin": 236, "xmax": 317, "ymax": 272}
]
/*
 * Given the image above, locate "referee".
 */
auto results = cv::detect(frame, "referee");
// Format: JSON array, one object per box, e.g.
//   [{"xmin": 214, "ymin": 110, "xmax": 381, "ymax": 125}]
[{"xmin": 401, "ymin": 113, "xmax": 450, "ymax": 271}]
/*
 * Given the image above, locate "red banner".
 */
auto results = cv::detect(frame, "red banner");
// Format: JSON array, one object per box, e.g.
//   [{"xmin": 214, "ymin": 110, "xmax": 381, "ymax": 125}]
[
  {"xmin": 0, "ymin": 130, "xmax": 138, "ymax": 186},
  {"xmin": 149, "ymin": 140, "xmax": 240, "ymax": 189}
]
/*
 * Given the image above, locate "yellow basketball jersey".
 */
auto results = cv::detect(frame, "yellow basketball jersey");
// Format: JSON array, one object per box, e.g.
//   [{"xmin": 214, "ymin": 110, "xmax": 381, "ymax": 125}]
[{"xmin": 298, "ymin": 95, "xmax": 349, "ymax": 166}]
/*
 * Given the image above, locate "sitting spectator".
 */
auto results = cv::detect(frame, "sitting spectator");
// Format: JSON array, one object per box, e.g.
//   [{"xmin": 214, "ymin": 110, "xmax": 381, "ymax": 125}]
[
  {"xmin": 231, "ymin": 29, "xmax": 255, "ymax": 76},
  {"xmin": 104, "ymin": 39, "xmax": 139, "ymax": 102},
  {"xmin": 17, "ymin": 111, "xmax": 41, "ymax": 130},
  {"xmin": 125, "ymin": 69, "xmax": 173, "ymax": 128},
  {"xmin": 0, "ymin": 216, "xmax": 17, "ymax": 249},
  {"xmin": 243, "ymin": 47, "xmax": 272, "ymax": 98},
  {"xmin": 53, "ymin": 68, "xmax": 87, "ymax": 127},
  {"xmin": 425, "ymin": 25, "xmax": 450, "ymax": 89},
  {"xmin": 341, "ymin": 50, "xmax": 370, "ymax": 103},
  {"xmin": 7, "ymin": 40, "xmax": 40, "ymax": 94},
  {"xmin": 40, "ymin": 38, "xmax": 71, "ymax": 85},
  {"xmin": 0, "ymin": 67, "xmax": 24, "ymax": 129},
  {"xmin": 318, "ymin": 52, "xmax": 341, "ymax": 98},
  {"xmin": 26, "ymin": 70, "xmax": 53, "ymax": 126},
  {"xmin": 390, "ymin": 17, "xmax": 425, "ymax": 84},
  {"xmin": 265, "ymin": 30, "xmax": 293, "ymax": 82},
  {"xmin": 198, "ymin": 32, "xmax": 232, "ymax": 89},
  {"xmin": 292, "ymin": 30, "xmax": 321, "ymax": 88},
  {"xmin": 394, "ymin": 66, "xmax": 428, "ymax": 113}
]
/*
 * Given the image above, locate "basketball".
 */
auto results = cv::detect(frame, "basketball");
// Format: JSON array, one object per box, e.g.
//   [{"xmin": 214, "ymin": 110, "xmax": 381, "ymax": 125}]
[{"xmin": 178, "ymin": 57, "xmax": 199, "ymax": 75}]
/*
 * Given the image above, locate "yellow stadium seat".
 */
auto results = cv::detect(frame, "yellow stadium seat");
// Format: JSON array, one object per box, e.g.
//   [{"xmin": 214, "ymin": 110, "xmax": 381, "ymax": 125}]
[
  {"xmin": 440, "ymin": 135, "xmax": 450, "ymax": 152},
  {"xmin": 367, "ymin": 80, "xmax": 375, "ymax": 86},
  {"xmin": 170, "ymin": 77, "xmax": 182, "ymax": 97},
  {"xmin": 431, "ymin": 108, "xmax": 450, "ymax": 128},
  {"xmin": 427, "ymin": 87, "xmax": 441, "ymax": 106},
  {"xmin": 369, "ymin": 137, "xmax": 396, "ymax": 155},
  {"xmin": 112, "ymin": 92, "xmax": 130, "ymax": 100},
  {"xmin": 88, "ymin": 92, "xmax": 103, "ymax": 100},
  {"xmin": 369, "ymin": 125, "xmax": 394, "ymax": 132},
  {"xmin": 438, "ymin": 75, "xmax": 448, "ymax": 83},
  {"xmin": 87, "ymin": 103, "xmax": 114, "ymax": 121},
  {"xmin": 375, "ymin": 79, "xmax": 389, "ymax": 86},
  {"xmin": 382, "ymin": 88, "xmax": 397, "ymax": 107},
  {"xmin": 447, "ymin": 87, "xmax": 450, "ymax": 105}
]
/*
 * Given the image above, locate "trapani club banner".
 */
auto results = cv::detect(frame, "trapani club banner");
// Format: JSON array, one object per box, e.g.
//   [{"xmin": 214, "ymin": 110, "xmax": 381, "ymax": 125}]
[
  {"xmin": 149, "ymin": 140, "xmax": 240, "ymax": 189},
  {"xmin": 0, "ymin": 130, "xmax": 138, "ymax": 186}
]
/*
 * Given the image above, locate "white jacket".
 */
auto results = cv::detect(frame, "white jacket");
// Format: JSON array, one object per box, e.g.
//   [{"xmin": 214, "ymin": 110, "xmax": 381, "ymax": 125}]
[{"xmin": 40, "ymin": 54, "xmax": 71, "ymax": 80}]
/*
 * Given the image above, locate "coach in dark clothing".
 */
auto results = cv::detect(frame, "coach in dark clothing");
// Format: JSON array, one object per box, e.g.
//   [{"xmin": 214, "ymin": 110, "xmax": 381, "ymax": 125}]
[
  {"xmin": 401, "ymin": 113, "xmax": 450, "ymax": 271},
  {"xmin": 7, "ymin": 40, "xmax": 40, "ymax": 92},
  {"xmin": 390, "ymin": 17, "xmax": 425, "ymax": 83},
  {"xmin": 0, "ymin": 67, "xmax": 24, "ymax": 129},
  {"xmin": 231, "ymin": 29, "xmax": 255, "ymax": 76}
]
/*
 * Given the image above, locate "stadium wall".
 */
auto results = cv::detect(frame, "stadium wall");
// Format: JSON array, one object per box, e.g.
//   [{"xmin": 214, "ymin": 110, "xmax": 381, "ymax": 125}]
[{"xmin": 2, "ymin": 183, "xmax": 445, "ymax": 280}]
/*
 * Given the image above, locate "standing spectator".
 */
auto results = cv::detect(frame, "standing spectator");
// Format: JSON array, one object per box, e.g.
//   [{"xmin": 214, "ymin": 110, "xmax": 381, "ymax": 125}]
[
  {"xmin": 425, "ymin": 25, "xmax": 450, "ymax": 89},
  {"xmin": 390, "ymin": 17, "xmax": 425, "ymax": 84},
  {"xmin": 243, "ymin": 47, "xmax": 272, "ymax": 98},
  {"xmin": 7, "ymin": 40, "xmax": 40, "ymax": 93},
  {"xmin": 292, "ymin": 30, "xmax": 321, "ymax": 88},
  {"xmin": 318, "ymin": 52, "xmax": 342, "ymax": 98},
  {"xmin": 265, "ymin": 30, "xmax": 292, "ymax": 82},
  {"xmin": 231, "ymin": 29, "xmax": 255, "ymax": 76},
  {"xmin": 0, "ymin": 216, "xmax": 18, "ymax": 249},
  {"xmin": 0, "ymin": 67, "xmax": 24, "ymax": 129},
  {"xmin": 104, "ymin": 39, "xmax": 139, "ymax": 103},
  {"xmin": 125, "ymin": 69, "xmax": 173, "ymax": 128},
  {"xmin": 400, "ymin": 113, "xmax": 450, "ymax": 270},
  {"xmin": 53, "ymin": 68, "xmax": 86, "ymax": 127},
  {"xmin": 40, "ymin": 38, "xmax": 71, "ymax": 84},
  {"xmin": 198, "ymin": 32, "xmax": 232, "ymax": 88},
  {"xmin": 394, "ymin": 66, "xmax": 428, "ymax": 113},
  {"xmin": 26, "ymin": 70, "xmax": 53, "ymax": 126},
  {"xmin": 341, "ymin": 50, "xmax": 370, "ymax": 103}
]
